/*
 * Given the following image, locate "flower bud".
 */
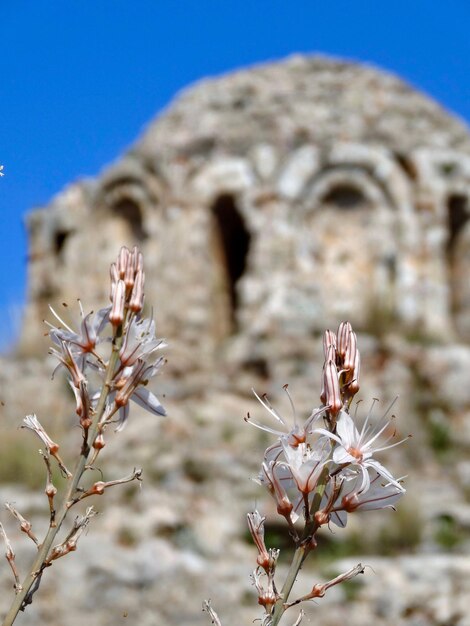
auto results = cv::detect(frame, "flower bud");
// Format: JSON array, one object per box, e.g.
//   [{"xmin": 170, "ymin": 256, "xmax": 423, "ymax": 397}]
[
  {"xmin": 347, "ymin": 349, "xmax": 361, "ymax": 397},
  {"xmin": 132, "ymin": 246, "xmax": 143, "ymax": 274},
  {"xmin": 124, "ymin": 259, "xmax": 135, "ymax": 290},
  {"xmin": 323, "ymin": 330, "xmax": 337, "ymax": 359},
  {"xmin": 129, "ymin": 270, "xmax": 145, "ymax": 313},
  {"xmin": 90, "ymin": 481, "xmax": 106, "ymax": 495},
  {"xmin": 117, "ymin": 246, "xmax": 130, "ymax": 279},
  {"xmin": 109, "ymin": 279, "xmax": 126, "ymax": 326},
  {"xmin": 323, "ymin": 359, "xmax": 342, "ymax": 418},
  {"xmin": 337, "ymin": 321, "xmax": 353, "ymax": 359},
  {"xmin": 45, "ymin": 483, "xmax": 57, "ymax": 498},
  {"xmin": 247, "ymin": 511, "xmax": 270, "ymax": 571},
  {"xmin": 93, "ymin": 433, "xmax": 105, "ymax": 450},
  {"xmin": 343, "ymin": 330, "xmax": 357, "ymax": 372},
  {"xmin": 314, "ymin": 509, "xmax": 330, "ymax": 527},
  {"xmin": 109, "ymin": 263, "xmax": 119, "ymax": 302}
]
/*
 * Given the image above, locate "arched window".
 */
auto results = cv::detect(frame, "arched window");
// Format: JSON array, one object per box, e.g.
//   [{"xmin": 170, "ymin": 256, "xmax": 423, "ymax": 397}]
[
  {"xmin": 113, "ymin": 198, "xmax": 147, "ymax": 241},
  {"xmin": 54, "ymin": 230, "xmax": 71, "ymax": 258},
  {"xmin": 211, "ymin": 194, "xmax": 251, "ymax": 330},
  {"xmin": 447, "ymin": 194, "xmax": 469, "ymax": 254},
  {"xmin": 321, "ymin": 183, "xmax": 368, "ymax": 209},
  {"xmin": 306, "ymin": 169, "xmax": 396, "ymax": 331},
  {"xmin": 447, "ymin": 194, "xmax": 470, "ymax": 338}
]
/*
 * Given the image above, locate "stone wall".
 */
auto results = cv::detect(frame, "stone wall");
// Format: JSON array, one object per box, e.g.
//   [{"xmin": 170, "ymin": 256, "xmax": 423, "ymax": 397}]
[{"xmin": 4, "ymin": 55, "xmax": 470, "ymax": 626}]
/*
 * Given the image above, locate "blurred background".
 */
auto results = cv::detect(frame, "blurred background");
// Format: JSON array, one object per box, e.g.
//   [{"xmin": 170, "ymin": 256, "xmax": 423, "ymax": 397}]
[{"xmin": 2, "ymin": 2, "xmax": 470, "ymax": 625}]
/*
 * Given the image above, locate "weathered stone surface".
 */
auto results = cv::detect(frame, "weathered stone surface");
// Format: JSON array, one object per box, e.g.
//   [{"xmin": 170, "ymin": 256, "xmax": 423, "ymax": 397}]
[{"xmin": 2, "ymin": 55, "xmax": 470, "ymax": 625}]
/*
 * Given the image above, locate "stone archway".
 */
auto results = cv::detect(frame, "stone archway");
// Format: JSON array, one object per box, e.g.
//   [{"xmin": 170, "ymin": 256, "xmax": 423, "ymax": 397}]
[
  {"xmin": 210, "ymin": 193, "xmax": 251, "ymax": 334},
  {"xmin": 447, "ymin": 193, "xmax": 470, "ymax": 339},
  {"xmin": 303, "ymin": 168, "xmax": 398, "ymax": 331},
  {"xmin": 112, "ymin": 197, "xmax": 148, "ymax": 242}
]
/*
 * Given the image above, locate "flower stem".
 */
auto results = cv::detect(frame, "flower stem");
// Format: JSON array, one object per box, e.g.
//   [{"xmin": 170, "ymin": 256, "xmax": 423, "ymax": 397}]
[
  {"xmin": 270, "ymin": 467, "xmax": 330, "ymax": 626},
  {"xmin": 1, "ymin": 330, "xmax": 123, "ymax": 626},
  {"xmin": 270, "ymin": 545, "xmax": 306, "ymax": 626}
]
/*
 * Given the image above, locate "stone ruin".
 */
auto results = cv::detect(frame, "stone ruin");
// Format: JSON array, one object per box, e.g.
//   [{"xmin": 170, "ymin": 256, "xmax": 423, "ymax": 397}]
[
  {"xmin": 19, "ymin": 55, "xmax": 470, "ymax": 390},
  {"xmin": 4, "ymin": 55, "xmax": 470, "ymax": 626}
]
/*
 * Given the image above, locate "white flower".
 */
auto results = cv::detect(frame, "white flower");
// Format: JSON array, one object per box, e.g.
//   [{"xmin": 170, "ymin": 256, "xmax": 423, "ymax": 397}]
[
  {"xmin": 48, "ymin": 303, "xmax": 110, "ymax": 362},
  {"xmin": 280, "ymin": 437, "xmax": 330, "ymax": 495},
  {"xmin": 245, "ymin": 387, "xmax": 324, "ymax": 447},
  {"xmin": 256, "ymin": 453, "xmax": 295, "ymax": 521},
  {"xmin": 112, "ymin": 357, "xmax": 166, "ymax": 430},
  {"xmin": 326, "ymin": 469, "xmax": 406, "ymax": 527},
  {"xmin": 316, "ymin": 404, "xmax": 408, "ymax": 492},
  {"xmin": 119, "ymin": 315, "xmax": 166, "ymax": 366}
]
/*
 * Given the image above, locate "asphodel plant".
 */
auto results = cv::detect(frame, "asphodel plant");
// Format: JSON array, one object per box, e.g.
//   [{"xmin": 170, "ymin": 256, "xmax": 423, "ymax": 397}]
[
  {"xmin": 204, "ymin": 322, "xmax": 408, "ymax": 626},
  {"xmin": 1, "ymin": 247, "xmax": 166, "ymax": 626}
]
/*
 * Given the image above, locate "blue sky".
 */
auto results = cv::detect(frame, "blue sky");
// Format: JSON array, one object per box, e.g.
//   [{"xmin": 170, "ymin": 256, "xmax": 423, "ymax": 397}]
[{"xmin": 1, "ymin": 1, "xmax": 470, "ymax": 350}]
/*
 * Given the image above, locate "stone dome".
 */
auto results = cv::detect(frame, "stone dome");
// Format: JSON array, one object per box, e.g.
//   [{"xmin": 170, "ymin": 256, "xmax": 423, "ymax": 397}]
[
  {"xmin": 19, "ymin": 55, "xmax": 470, "ymax": 388},
  {"xmin": 137, "ymin": 55, "xmax": 470, "ymax": 159}
]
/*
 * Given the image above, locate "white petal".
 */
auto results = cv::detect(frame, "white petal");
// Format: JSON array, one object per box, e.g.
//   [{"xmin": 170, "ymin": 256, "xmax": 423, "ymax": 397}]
[
  {"xmin": 115, "ymin": 404, "xmax": 130, "ymax": 432},
  {"xmin": 336, "ymin": 411, "xmax": 359, "ymax": 448},
  {"xmin": 330, "ymin": 510, "xmax": 347, "ymax": 528},
  {"xmin": 131, "ymin": 387, "xmax": 166, "ymax": 416},
  {"xmin": 333, "ymin": 447, "xmax": 355, "ymax": 465},
  {"xmin": 366, "ymin": 459, "xmax": 404, "ymax": 491}
]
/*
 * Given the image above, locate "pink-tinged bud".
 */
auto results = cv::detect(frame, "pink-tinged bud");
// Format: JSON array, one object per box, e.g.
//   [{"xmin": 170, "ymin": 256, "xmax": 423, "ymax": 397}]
[
  {"xmin": 323, "ymin": 359, "xmax": 342, "ymax": 418},
  {"xmin": 323, "ymin": 330, "xmax": 337, "ymax": 359},
  {"xmin": 314, "ymin": 509, "xmax": 330, "ymax": 527},
  {"xmin": 337, "ymin": 321, "xmax": 353, "ymax": 359},
  {"xmin": 320, "ymin": 376, "xmax": 326, "ymax": 406},
  {"xmin": 343, "ymin": 330, "xmax": 357, "ymax": 372},
  {"xmin": 348, "ymin": 349, "xmax": 361, "ymax": 396},
  {"xmin": 22, "ymin": 414, "xmax": 60, "ymax": 454},
  {"xmin": 124, "ymin": 259, "xmax": 135, "ymax": 290},
  {"xmin": 271, "ymin": 464, "xmax": 293, "ymax": 517},
  {"xmin": 109, "ymin": 263, "xmax": 118, "ymax": 302},
  {"xmin": 93, "ymin": 433, "xmax": 105, "ymax": 450},
  {"xmin": 341, "ymin": 493, "xmax": 360, "ymax": 513},
  {"xmin": 276, "ymin": 498, "xmax": 293, "ymax": 518},
  {"xmin": 109, "ymin": 279, "xmax": 126, "ymax": 326},
  {"xmin": 45, "ymin": 483, "xmax": 57, "ymax": 498},
  {"xmin": 247, "ymin": 511, "xmax": 270, "ymax": 571},
  {"xmin": 109, "ymin": 262, "xmax": 118, "ymax": 285},
  {"xmin": 325, "ymin": 344, "xmax": 336, "ymax": 364},
  {"xmin": 129, "ymin": 270, "xmax": 145, "ymax": 313},
  {"xmin": 258, "ymin": 591, "xmax": 277, "ymax": 610},
  {"xmin": 132, "ymin": 246, "xmax": 143, "ymax": 274},
  {"xmin": 117, "ymin": 246, "xmax": 130, "ymax": 279},
  {"xmin": 90, "ymin": 481, "xmax": 105, "ymax": 495},
  {"xmin": 80, "ymin": 416, "xmax": 92, "ymax": 431}
]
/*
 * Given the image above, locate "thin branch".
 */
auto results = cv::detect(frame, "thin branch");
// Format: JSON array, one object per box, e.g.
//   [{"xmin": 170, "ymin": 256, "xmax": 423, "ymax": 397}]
[
  {"xmin": 202, "ymin": 600, "xmax": 222, "ymax": 626},
  {"xmin": 67, "ymin": 468, "xmax": 142, "ymax": 506},
  {"xmin": 284, "ymin": 563, "xmax": 365, "ymax": 608},
  {"xmin": 0, "ymin": 523, "xmax": 22, "ymax": 593},
  {"xmin": 40, "ymin": 451, "xmax": 58, "ymax": 527},
  {"xmin": 5, "ymin": 504, "xmax": 39, "ymax": 547}
]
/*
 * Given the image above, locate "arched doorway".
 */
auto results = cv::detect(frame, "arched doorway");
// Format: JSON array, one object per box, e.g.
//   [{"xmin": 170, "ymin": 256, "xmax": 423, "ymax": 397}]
[
  {"xmin": 447, "ymin": 193, "xmax": 470, "ymax": 338},
  {"xmin": 211, "ymin": 194, "xmax": 251, "ymax": 334},
  {"xmin": 305, "ymin": 169, "xmax": 397, "ymax": 332},
  {"xmin": 112, "ymin": 197, "xmax": 148, "ymax": 242}
]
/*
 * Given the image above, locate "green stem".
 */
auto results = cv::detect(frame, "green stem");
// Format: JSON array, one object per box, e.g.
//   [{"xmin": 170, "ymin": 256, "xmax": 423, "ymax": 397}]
[
  {"xmin": 2, "ymin": 330, "xmax": 123, "ymax": 626},
  {"xmin": 270, "ymin": 545, "xmax": 306, "ymax": 626},
  {"xmin": 270, "ymin": 466, "xmax": 331, "ymax": 626}
]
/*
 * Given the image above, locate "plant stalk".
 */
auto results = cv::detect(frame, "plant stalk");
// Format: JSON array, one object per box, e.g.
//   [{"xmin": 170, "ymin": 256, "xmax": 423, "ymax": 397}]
[
  {"xmin": 2, "ymin": 330, "xmax": 123, "ymax": 626},
  {"xmin": 270, "ymin": 545, "xmax": 306, "ymax": 626}
]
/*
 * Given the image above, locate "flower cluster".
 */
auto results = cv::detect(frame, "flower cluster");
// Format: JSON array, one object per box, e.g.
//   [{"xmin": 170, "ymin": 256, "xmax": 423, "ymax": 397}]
[
  {"xmin": 245, "ymin": 322, "xmax": 407, "ymax": 625},
  {"xmin": 47, "ymin": 246, "xmax": 166, "ymax": 446},
  {"xmin": 0, "ymin": 247, "xmax": 167, "ymax": 622}
]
